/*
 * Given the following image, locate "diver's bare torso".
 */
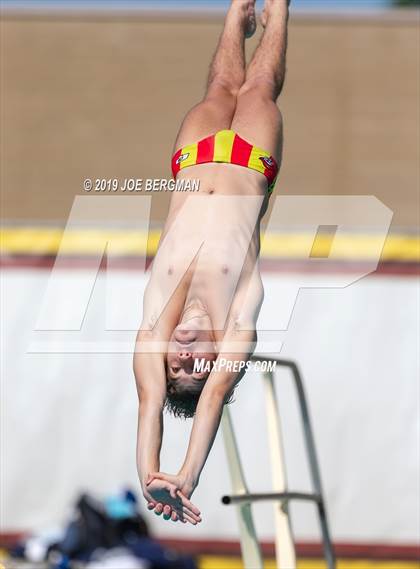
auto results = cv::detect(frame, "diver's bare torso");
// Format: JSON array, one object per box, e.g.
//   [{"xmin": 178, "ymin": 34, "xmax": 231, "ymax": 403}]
[{"xmin": 142, "ymin": 162, "xmax": 268, "ymax": 335}]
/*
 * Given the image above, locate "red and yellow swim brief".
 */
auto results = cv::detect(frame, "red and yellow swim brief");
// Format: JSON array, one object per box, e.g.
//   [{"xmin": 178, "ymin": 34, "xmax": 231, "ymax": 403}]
[{"xmin": 171, "ymin": 129, "xmax": 279, "ymax": 194}]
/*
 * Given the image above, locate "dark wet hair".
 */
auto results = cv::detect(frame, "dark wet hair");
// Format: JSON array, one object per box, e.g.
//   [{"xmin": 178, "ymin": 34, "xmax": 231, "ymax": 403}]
[{"xmin": 165, "ymin": 379, "xmax": 235, "ymax": 420}]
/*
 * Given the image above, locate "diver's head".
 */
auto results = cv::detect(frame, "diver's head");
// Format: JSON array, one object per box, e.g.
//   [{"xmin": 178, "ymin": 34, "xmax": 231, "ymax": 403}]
[{"xmin": 165, "ymin": 312, "xmax": 218, "ymax": 418}]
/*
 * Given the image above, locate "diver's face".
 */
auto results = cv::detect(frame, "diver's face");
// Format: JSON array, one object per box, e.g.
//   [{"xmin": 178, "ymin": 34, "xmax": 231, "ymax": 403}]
[{"xmin": 167, "ymin": 325, "xmax": 217, "ymax": 385}]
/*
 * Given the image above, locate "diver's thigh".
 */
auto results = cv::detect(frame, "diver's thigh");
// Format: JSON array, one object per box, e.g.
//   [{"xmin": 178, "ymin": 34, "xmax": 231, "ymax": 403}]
[
  {"xmin": 231, "ymin": 88, "xmax": 283, "ymax": 161},
  {"xmin": 172, "ymin": 87, "xmax": 237, "ymax": 152}
]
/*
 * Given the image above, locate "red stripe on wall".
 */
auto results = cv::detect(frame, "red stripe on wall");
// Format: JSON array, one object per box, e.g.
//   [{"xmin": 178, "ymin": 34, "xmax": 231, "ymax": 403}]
[
  {"xmin": 231, "ymin": 134, "xmax": 253, "ymax": 166},
  {"xmin": 196, "ymin": 134, "xmax": 215, "ymax": 164}
]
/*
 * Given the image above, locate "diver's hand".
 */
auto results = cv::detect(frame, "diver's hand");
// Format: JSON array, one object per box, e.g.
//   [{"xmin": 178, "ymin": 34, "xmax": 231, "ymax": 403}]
[
  {"xmin": 143, "ymin": 476, "xmax": 201, "ymax": 525},
  {"xmin": 147, "ymin": 471, "xmax": 197, "ymax": 499}
]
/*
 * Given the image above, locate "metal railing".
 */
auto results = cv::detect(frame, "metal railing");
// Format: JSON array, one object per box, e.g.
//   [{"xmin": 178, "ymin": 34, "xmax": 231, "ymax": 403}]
[{"xmin": 221, "ymin": 356, "xmax": 336, "ymax": 569}]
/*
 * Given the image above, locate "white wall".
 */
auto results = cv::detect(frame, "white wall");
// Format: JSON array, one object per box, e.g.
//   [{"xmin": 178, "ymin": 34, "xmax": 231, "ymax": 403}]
[{"xmin": 1, "ymin": 268, "xmax": 419, "ymax": 544}]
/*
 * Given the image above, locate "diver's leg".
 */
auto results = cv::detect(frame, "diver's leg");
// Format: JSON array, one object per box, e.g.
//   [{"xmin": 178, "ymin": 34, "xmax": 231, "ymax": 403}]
[
  {"xmin": 172, "ymin": 0, "xmax": 256, "ymax": 151},
  {"xmin": 231, "ymin": 0, "xmax": 289, "ymax": 161}
]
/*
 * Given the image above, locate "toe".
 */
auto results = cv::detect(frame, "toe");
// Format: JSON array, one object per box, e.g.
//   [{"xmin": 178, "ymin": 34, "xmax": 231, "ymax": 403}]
[{"xmin": 261, "ymin": 8, "xmax": 267, "ymax": 29}]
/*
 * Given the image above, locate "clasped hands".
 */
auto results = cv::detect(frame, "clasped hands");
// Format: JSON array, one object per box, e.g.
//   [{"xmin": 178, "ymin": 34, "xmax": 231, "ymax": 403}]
[{"xmin": 142, "ymin": 471, "xmax": 202, "ymax": 525}]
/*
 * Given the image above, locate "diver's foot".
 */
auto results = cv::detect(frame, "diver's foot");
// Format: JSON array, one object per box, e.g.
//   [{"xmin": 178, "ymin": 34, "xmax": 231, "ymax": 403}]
[
  {"xmin": 245, "ymin": 0, "xmax": 257, "ymax": 39},
  {"xmin": 261, "ymin": 0, "xmax": 290, "ymax": 29},
  {"xmin": 232, "ymin": 0, "xmax": 257, "ymax": 39}
]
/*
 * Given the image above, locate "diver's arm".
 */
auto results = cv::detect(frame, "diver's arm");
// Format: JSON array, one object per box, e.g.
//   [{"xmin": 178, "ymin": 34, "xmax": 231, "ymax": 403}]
[
  {"xmin": 177, "ymin": 386, "xmax": 225, "ymax": 495},
  {"xmin": 134, "ymin": 343, "xmax": 167, "ymax": 489},
  {"xmin": 134, "ymin": 277, "xmax": 180, "ymax": 490},
  {"xmin": 137, "ymin": 397, "xmax": 163, "ymax": 489}
]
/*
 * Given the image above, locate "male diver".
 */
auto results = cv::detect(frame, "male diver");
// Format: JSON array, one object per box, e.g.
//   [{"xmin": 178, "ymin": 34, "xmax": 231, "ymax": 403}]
[{"xmin": 134, "ymin": 0, "xmax": 289, "ymax": 524}]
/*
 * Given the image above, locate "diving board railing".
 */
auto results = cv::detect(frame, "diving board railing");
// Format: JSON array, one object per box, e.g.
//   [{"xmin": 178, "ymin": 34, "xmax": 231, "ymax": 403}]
[{"xmin": 221, "ymin": 356, "xmax": 336, "ymax": 569}]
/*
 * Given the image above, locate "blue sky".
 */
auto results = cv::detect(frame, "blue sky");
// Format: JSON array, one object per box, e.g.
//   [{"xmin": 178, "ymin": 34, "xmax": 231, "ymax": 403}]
[{"xmin": 2, "ymin": 0, "xmax": 393, "ymax": 11}]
